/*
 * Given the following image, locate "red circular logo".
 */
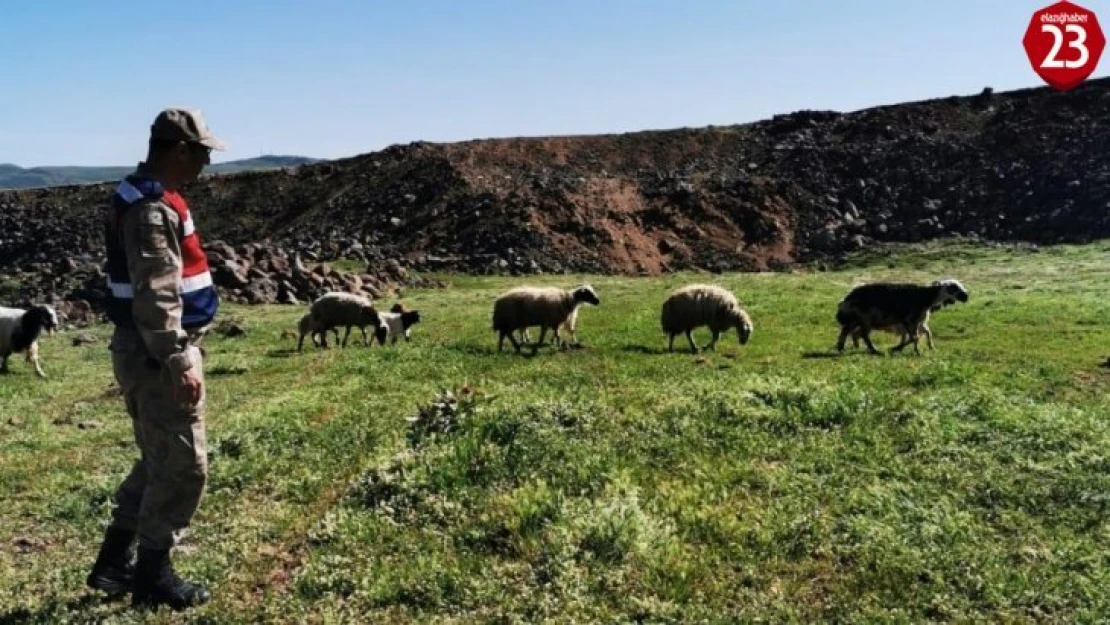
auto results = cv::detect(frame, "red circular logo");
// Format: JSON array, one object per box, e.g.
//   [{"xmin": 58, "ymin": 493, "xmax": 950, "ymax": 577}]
[{"xmin": 1024, "ymin": 1, "xmax": 1105, "ymax": 90}]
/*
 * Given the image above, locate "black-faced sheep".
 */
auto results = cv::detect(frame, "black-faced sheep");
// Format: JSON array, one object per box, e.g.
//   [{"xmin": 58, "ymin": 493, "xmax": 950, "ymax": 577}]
[
  {"xmin": 660, "ymin": 284, "xmax": 753, "ymax": 353},
  {"xmin": 492, "ymin": 284, "xmax": 600, "ymax": 353},
  {"xmin": 309, "ymin": 292, "xmax": 388, "ymax": 348},
  {"xmin": 0, "ymin": 304, "xmax": 59, "ymax": 378},
  {"xmin": 836, "ymin": 278, "xmax": 969, "ymax": 355},
  {"xmin": 381, "ymin": 303, "xmax": 422, "ymax": 344}
]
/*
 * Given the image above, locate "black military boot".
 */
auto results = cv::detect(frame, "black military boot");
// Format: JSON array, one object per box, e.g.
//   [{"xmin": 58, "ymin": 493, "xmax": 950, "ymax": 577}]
[
  {"xmin": 131, "ymin": 546, "xmax": 211, "ymax": 611},
  {"xmin": 86, "ymin": 526, "xmax": 136, "ymax": 597}
]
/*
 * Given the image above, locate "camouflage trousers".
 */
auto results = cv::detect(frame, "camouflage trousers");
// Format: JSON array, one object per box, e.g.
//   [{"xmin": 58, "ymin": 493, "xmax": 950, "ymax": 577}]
[{"xmin": 107, "ymin": 328, "xmax": 208, "ymax": 550}]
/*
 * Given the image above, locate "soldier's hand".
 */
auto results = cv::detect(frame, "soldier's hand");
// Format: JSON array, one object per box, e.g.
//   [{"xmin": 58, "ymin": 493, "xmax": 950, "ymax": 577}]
[{"xmin": 173, "ymin": 368, "xmax": 204, "ymax": 407}]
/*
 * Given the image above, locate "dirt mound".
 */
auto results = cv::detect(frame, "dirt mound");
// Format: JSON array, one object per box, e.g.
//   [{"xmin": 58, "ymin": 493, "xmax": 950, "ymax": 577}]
[{"xmin": 1, "ymin": 79, "xmax": 1108, "ymax": 320}]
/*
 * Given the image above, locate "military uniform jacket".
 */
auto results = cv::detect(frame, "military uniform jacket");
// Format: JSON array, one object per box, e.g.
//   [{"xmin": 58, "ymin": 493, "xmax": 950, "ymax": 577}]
[{"xmin": 104, "ymin": 170, "xmax": 219, "ymax": 375}]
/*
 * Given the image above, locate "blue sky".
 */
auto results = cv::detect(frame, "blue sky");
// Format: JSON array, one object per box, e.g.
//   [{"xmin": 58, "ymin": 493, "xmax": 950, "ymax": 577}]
[{"xmin": 1, "ymin": 0, "xmax": 1104, "ymax": 166}]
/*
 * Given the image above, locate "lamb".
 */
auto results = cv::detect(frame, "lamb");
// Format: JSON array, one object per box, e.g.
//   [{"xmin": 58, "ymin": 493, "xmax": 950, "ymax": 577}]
[
  {"xmin": 0, "ymin": 304, "xmax": 59, "ymax": 379},
  {"xmin": 660, "ymin": 284, "xmax": 753, "ymax": 353},
  {"xmin": 491, "ymin": 284, "xmax": 601, "ymax": 353},
  {"xmin": 518, "ymin": 302, "xmax": 583, "ymax": 347},
  {"xmin": 308, "ymin": 292, "xmax": 387, "ymax": 348},
  {"xmin": 296, "ymin": 313, "xmax": 339, "ymax": 352},
  {"xmin": 379, "ymin": 303, "xmax": 422, "ymax": 344},
  {"xmin": 848, "ymin": 293, "xmax": 960, "ymax": 350},
  {"xmin": 836, "ymin": 278, "xmax": 969, "ymax": 355}
]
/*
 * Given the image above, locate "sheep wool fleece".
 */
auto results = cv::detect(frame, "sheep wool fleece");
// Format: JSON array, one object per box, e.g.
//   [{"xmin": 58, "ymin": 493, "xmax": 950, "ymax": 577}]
[{"xmin": 103, "ymin": 168, "xmax": 213, "ymax": 550}]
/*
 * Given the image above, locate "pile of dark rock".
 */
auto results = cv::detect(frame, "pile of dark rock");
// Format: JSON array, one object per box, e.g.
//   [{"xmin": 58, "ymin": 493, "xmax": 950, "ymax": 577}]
[{"xmin": 1, "ymin": 238, "xmax": 440, "ymax": 327}]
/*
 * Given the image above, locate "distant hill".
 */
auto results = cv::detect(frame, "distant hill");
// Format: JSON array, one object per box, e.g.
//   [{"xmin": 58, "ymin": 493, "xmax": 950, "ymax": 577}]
[{"xmin": 0, "ymin": 155, "xmax": 321, "ymax": 190}]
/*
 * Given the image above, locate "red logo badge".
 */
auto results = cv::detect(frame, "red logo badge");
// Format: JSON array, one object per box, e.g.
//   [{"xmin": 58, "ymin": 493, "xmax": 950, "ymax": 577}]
[{"xmin": 1023, "ymin": 1, "xmax": 1105, "ymax": 91}]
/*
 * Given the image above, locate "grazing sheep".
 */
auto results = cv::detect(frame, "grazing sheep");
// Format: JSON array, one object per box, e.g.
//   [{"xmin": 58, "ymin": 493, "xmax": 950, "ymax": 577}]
[
  {"xmin": 381, "ymin": 303, "xmax": 422, "ymax": 344},
  {"xmin": 660, "ymin": 284, "xmax": 753, "ymax": 353},
  {"xmin": 492, "ymin": 284, "xmax": 601, "ymax": 353},
  {"xmin": 836, "ymin": 278, "xmax": 969, "ymax": 354},
  {"xmin": 309, "ymin": 292, "xmax": 387, "ymax": 348},
  {"xmin": 0, "ymin": 304, "xmax": 59, "ymax": 379}
]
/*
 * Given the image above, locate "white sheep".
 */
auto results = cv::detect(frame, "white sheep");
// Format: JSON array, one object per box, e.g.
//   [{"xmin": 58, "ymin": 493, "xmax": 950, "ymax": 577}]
[
  {"xmin": 308, "ymin": 292, "xmax": 387, "ymax": 348},
  {"xmin": 0, "ymin": 304, "xmax": 59, "ymax": 378},
  {"xmin": 492, "ymin": 284, "xmax": 600, "ymax": 353},
  {"xmin": 660, "ymin": 284, "xmax": 753, "ymax": 353}
]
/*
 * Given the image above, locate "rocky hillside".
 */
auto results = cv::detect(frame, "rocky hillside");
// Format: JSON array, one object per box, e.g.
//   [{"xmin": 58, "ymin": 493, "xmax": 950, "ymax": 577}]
[{"xmin": 1, "ymin": 78, "xmax": 1108, "ymax": 322}]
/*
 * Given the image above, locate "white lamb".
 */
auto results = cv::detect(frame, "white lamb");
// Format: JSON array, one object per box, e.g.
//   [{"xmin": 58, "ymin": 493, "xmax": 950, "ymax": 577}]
[
  {"xmin": 379, "ymin": 304, "xmax": 422, "ymax": 344},
  {"xmin": 519, "ymin": 305, "xmax": 583, "ymax": 348}
]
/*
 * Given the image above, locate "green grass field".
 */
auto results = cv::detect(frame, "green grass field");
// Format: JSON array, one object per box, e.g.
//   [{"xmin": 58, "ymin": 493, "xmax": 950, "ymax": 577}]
[{"xmin": 2, "ymin": 240, "xmax": 1109, "ymax": 623}]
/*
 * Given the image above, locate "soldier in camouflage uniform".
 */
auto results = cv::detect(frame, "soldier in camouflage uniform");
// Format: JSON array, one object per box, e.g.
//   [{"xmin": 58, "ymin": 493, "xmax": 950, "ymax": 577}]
[{"xmin": 86, "ymin": 108, "xmax": 224, "ymax": 611}]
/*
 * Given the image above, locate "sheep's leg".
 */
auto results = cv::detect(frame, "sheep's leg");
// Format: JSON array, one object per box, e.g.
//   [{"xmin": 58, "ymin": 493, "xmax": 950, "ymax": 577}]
[
  {"xmin": 535, "ymin": 326, "xmax": 548, "ymax": 348},
  {"xmin": 707, "ymin": 330, "xmax": 720, "ymax": 351},
  {"xmin": 553, "ymin": 326, "xmax": 566, "ymax": 350},
  {"xmin": 498, "ymin": 332, "xmax": 506, "ymax": 352},
  {"xmin": 859, "ymin": 329, "xmax": 881, "ymax": 355},
  {"xmin": 0, "ymin": 353, "xmax": 9, "ymax": 374},
  {"xmin": 27, "ymin": 344, "xmax": 45, "ymax": 378},
  {"xmin": 341, "ymin": 325, "xmax": 353, "ymax": 348},
  {"xmin": 922, "ymin": 324, "xmax": 934, "ymax": 350},
  {"xmin": 836, "ymin": 325, "xmax": 853, "ymax": 352},
  {"xmin": 685, "ymin": 330, "xmax": 697, "ymax": 353},
  {"xmin": 890, "ymin": 333, "xmax": 914, "ymax": 353},
  {"xmin": 910, "ymin": 326, "xmax": 922, "ymax": 355},
  {"xmin": 360, "ymin": 325, "xmax": 370, "ymax": 347},
  {"xmin": 557, "ymin": 319, "xmax": 574, "ymax": 346},
  {"xmin": 890, "ymin": 319, "xmax": 919, "ymax": 354},
  {"xmin": 507, "ymin": 331, "xmax": 523, "ymax": 353},
  {"xmin": 667, "ymin": 333, "xmax": 676, "ymax": 352}
]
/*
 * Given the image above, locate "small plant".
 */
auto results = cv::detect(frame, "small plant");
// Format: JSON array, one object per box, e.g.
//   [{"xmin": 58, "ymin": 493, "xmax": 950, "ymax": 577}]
[{"xmin": 406, "ymin": 386, "xmax": 479, "ymax": 448}]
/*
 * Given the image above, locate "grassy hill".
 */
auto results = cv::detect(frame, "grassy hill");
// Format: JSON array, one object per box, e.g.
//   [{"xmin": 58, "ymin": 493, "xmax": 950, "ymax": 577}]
[
  {"xmin": 1, "ymin": 240, "xmax": 1109, "ymax": 622},
  {"xmin": 0, "ymin": 155, "xmax": 320, "ymax": 190}
]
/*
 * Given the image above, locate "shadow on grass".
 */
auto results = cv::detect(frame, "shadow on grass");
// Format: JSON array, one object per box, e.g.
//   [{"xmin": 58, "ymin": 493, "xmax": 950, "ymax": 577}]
[
  {"xmin": 207, "ymin": 365, "xmax": 250, "ymax": 376},
  {"xmin": 446, "ymin": 341, "xmax": 569, "ymax": 359},
  {"xmin": 801, "ymin": 350, "xmax": 847, "ymax": 359},
  {"xmin": 619, "ymin": 344, "xmax": 676, "ymax": 356},
  {"xmin": 621, "ymin": 343, "xmax": 748, "ymax": 357}
]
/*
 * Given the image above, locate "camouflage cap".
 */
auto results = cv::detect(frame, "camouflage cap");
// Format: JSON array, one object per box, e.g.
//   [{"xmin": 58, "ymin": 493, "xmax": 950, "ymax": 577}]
[{"xmin": 150, "ymin": 107, "xmax": 227, "ymax": 151}]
